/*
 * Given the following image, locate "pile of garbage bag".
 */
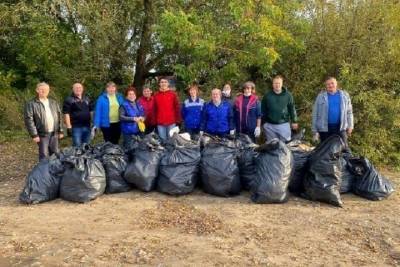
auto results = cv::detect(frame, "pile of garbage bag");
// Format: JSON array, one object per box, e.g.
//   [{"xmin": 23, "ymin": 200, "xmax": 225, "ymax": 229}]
[{"xmin": 19, "ymin": 131, "xmax": 395, "ymax": 207}]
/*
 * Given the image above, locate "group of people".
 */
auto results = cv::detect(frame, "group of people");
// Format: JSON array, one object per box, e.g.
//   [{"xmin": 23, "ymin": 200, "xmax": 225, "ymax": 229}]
[{"xmin": 24, "ymin": 75, "xmax": 354, "ymax": 160}]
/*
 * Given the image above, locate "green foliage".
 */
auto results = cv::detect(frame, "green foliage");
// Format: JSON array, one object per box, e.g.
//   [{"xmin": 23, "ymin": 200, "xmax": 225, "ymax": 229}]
[{"xmin": 0, "ymin": 0, "xmax": 400, "ymax": 166}]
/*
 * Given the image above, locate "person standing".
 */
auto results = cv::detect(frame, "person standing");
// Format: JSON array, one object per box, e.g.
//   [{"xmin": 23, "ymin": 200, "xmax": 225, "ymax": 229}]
[
  {"xmin": 234, "ymin": 81, "xmax": 262, "ymax": 141},
  {"xmin": 200, "ymin": 88, "xmax": 235, "ymax": 137},
  {"xmin": 222, "ymin": 83, "xmax": 234, "ymax": 106},
  {"xmin": 24, "ymin": 82, "xmax": 64, "ymax": 160},
  {"xmin": 261, "ymin": 75, "xmax": 298, "ymax": 142},
  {"xmin": 153, "ymin": 77, "xmax": 181, "ymax": 140},
  {"xmin": 138, "ymin": 86, "xmax": 156, "ymax": 134},
  {"xmin": 93, "ymin": 82, "xmax": 124, "ymax": 144},
  {"xmin": 312, "ymin": 76, "xmax": 354, "ymax": 145},
  {"xmin": 119, "ymin": 87, "xmax": 145, "ymax": 148},
  {"xmin": 181, "ymin": 84, "xmax": 204, "ymax": 137},
  {"xmin": 63, "ymin": 83, "xmax": 93, "ymax": 147}
]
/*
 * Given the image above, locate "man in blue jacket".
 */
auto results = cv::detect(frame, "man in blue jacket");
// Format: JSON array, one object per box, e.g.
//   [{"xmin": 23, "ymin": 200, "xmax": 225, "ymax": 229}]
[
  {"xmin": 200, "ymin": 88, "xmax": 235, "ymax": 137},
  {"xmin": 312, "ymin": 76, "xmax": 354, "ymax": 146}
]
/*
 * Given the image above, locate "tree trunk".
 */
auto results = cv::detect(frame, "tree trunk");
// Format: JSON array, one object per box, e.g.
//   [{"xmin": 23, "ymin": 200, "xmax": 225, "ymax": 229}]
[{"xmin": 133, "ymin": 0, "xmax": 154, "ymax": 89}]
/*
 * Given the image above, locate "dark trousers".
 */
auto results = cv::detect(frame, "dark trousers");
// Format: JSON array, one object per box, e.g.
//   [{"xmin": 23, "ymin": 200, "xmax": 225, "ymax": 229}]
[
  {"xmin": 101, "ymin": 122, "xmax": 121, "ymax": 144},
  {"xmin": 38, "ymin": 133, "xmax": 59, "ymax": 160},
  {"xmin": 319, "ymin": 124, "xmax": 349, "ymax": 149}
]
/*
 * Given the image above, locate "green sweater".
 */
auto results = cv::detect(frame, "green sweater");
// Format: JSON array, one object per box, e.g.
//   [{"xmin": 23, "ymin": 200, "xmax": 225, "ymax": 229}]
[{"xmin": 261, "ymin": 88, "xmax": 298, "ymax": 124}]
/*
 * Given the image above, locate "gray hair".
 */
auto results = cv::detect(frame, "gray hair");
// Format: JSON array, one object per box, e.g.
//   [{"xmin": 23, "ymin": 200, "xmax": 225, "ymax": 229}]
[
  {"xmin": 106, "ymin": 81, "xmax": 117, "ymax": 88},
  {"xmin": 242, "ymin": 81, "xmax": 255, "ymax": 90},
  {"xmin": 36, "ymin": 82, "xmax": 50, "ymax": 90}
]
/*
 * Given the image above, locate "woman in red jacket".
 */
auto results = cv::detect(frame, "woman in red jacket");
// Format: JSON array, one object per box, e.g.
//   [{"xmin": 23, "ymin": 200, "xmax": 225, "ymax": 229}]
[
  {"xmin": 138, "ymin": 86, "xmax": 156, "ymax": 134},
  {"xmin": 153, "ymin": 77, "xmax": 181, "ymax": 140}
]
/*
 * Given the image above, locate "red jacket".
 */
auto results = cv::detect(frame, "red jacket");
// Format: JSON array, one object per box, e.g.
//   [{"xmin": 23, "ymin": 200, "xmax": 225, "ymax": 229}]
[
  {"xmin": 138, "ymin": 96, "xmax": 156, "ymax": 126},
  {"xmin": 154, "ymin": 90, "xmax": 182, "ymax": 126}
]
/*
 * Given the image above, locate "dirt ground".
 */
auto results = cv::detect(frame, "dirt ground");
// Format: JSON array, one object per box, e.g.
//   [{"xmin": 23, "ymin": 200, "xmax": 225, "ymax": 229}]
[{"xmin": 0, "ymin": 140, "xmax": 399, "ymax": 267}]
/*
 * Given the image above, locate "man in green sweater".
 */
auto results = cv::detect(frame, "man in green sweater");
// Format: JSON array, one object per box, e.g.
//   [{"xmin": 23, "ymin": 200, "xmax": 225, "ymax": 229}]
[{"xmin": 261, "ymin": 75, "xmax": 298, "ymax": 142}]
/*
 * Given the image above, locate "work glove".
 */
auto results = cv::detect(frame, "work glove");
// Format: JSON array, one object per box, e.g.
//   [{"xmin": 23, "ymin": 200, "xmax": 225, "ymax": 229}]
[
  {"xmin": 67, "ymin": 128, "xmax": 72, "ymax": 137},
  {"xmin": 199, "ymin": 131, "xmax": 204, "ymax": 136},
  {"xmin": 229, "ymin": 129, "xmax": 235, "ymax": 136},
  {"xmin": 312, "ymin": 132, "xmax": 319, "ymax": 142},
  {"xmin": 254, "ymin": 126, "xmax": 261, "ymax": 138},
  {"xmin": 169, "ymin": 126, "xmax": 180, "ymax": 137},
  {"xmin": 90, "ymin": 126, "xmax": 97, "ymax": 140}
]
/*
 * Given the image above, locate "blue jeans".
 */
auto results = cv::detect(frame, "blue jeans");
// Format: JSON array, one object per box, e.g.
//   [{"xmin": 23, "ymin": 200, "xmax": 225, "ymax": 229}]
[
  {"xmin": 157, "ymin": 124, "xmax": 176, "ymax": 140},
  {"xmin": 72, "ymin": 127, "xmax": 91, "ymax": 147}
]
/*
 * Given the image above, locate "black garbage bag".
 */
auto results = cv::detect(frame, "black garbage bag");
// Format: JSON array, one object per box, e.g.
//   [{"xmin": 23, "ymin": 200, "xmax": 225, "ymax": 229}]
[
  {"xmin": 60, "ymin": 156, "xmax": 106, "ymax": 203},
  {"xmin": 339, "ymin": 152, "xmax": 356, "ymax": 194},
  {"xmin": 19, "ymin": 156, "xmax": 64, "ymax": 204},
  {"xmin": 100, "ymin": 144, "xmax": 130, "ymax": 194},
  {"xmin": 236, "ymin": 134, "xmax": 258, "ymax": 190},
  {"xmin": 348, "ymin": 157, "xmax": 395, "ymax": 200},
  {"xmin": 157, "ymin": 134, "xmax": 201, "ymax": 195},
  {"xmin": 124, "ymin": 133, "xmax": 164, "ymax": 192},
  {"xmin": 200, "ymin": 137, "xmax": 241, "ymax": 197},
  {"xmin": 251, "ymin": 139, "xmax": 293, "ymax": 204},
  {"xmin": 287, "ymin": 139, "xmax": 313, "ymax": 195},
  {"xmin": 303, "ymin": 135, "xmax": 345, "ymax": 207}
]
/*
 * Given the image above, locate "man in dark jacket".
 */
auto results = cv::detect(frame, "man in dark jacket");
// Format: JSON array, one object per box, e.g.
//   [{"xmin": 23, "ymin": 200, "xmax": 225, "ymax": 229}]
[
  {"xmin": 261, "ymin": 75, "xmax": 298, "ymax": 142},
  {"xmin": 24, "ymin": 82, "xmax": 64, "ymax": 160},
  {"xmin": 200, "ymin": 88, "xmax": 235, "ymax": 137},
  {"xmin": 63, "ymin": 83, "xmax": 93, "ymax": 147}
]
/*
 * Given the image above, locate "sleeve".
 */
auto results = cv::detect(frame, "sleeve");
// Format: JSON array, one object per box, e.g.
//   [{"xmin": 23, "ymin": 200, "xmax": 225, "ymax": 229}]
[
  {"xmin": 24, "ymin": 102, "xmax": 38, "ymax": 138},
  {"xmin": 311, "ymin": 94, "xmax": 319, "ymax": 133},
  {"xmin": 174, "ymin": 93, "xmax": 182, "ymax": 123},
  {"xmin": 138, "ymin": 102, "xmax": 145, "ymax": 117},
  {"xmin": 346, "ymin": 93, "xmax": 354, "ymax": 129},
  {"xmin": 119, "ymin": 105, "xmax": 134, "ymax": 122},
  {"xmin": 261, "ymin": 95, "xmax": 267, "ymax": 123},
  {"xmin": 200, "ymin": 104, "xmax": 207, "ymax": 131},
  {"xmin": 94, "ymin": 98, "xmax": 101, "ymax": 128},
  {"xmin": 89, "ymin": 97, "xmax": 94, "ymax": 112},
  {"xmin": 288, "ymin": 93, "xmax": 298, "ymax": 123},
  {"xmin": 181, "ymin": 101, "xmax": 186, "ymax": 121},
  {"xmin": 228, "ymin": 103, "xmax": 235, "ymax": 131},
  {"xmin": 62, "ymin": 97, "xmax": 71, "ymax": 114},
  {"xmin": 57, "ymin": 102, "xmax": 64, "ymax": 134},
  {"xmin": 256, "ymin": 100, "xmax": 262, "ymax": 119}
]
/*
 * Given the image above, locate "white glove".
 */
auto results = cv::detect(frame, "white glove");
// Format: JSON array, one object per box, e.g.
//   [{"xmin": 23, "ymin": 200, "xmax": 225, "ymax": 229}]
[
  {"xmin": 90, "ymin": 126, "xmax": 97, "ymax": 140},
  {"xmin": 312, "ymin": 132, "xmax": 319, "ymax": 142},
  {"xmin": 254, "ymin": 126, "xmax": 261, "ymax": 138},
  {"xmin": 199, "ymin": 131, "xmax": 204, "ymax": 136},
  {"xmin": 229, "ymin": 129, "xmax": 235, "ymax": 135},
  {"xmin": 169, "ymin": 126, "xmax": 180, "ymax": 137}
]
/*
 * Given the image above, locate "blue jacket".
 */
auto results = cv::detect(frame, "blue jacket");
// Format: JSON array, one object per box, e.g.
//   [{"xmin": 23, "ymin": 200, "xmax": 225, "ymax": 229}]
[
  {"xmin": 94, "ymin": 92, "xmax": 124, "ymax": 128},
  {"xmin": 181, "ymin": 97, "xmax": 205, "ymax": 130},
  {"xmin": 120, "ymin": 100, "xmax": 145, "ymax": 135},
  {"xmin": 201, "ymin": 100, "xmax": 234, "ymax": 135}
]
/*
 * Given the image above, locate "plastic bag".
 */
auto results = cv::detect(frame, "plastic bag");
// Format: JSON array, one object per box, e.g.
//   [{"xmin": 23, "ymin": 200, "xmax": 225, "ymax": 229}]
[
  {"xmin": 236, "ymin": 134, "xmax": 258, "ymax": 190},
  {"xmin": 124, "ymin": 133, "xmax": 164, "ymax": 191},
  {"xmin": 60, "ymin": 156, "xmax": 106, "ymax": 203},
  {"xmin": 100, "ymin": 144, "xmax": 130, "ymax": 194},
  {"xmin": 19, "ymin": 157, "xmax": 63, "ymax": 204},
  {"xmin": 157, "ymin": 134, "xmax": 201, "ymax": 195},
  {"xmin": 251, "ymin": 139, "xmax": 293, "ymax": 204},
  {"xmin": 200, "ymin": 137, "xmax": 241, "ymax": 197},
  {"xmin": 348, "ymin": 157, "xmax": 395, "ymax": 200},
  {"xmin": 303, "ymin": 135, "xmax": 345, "ymax": 207}
]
